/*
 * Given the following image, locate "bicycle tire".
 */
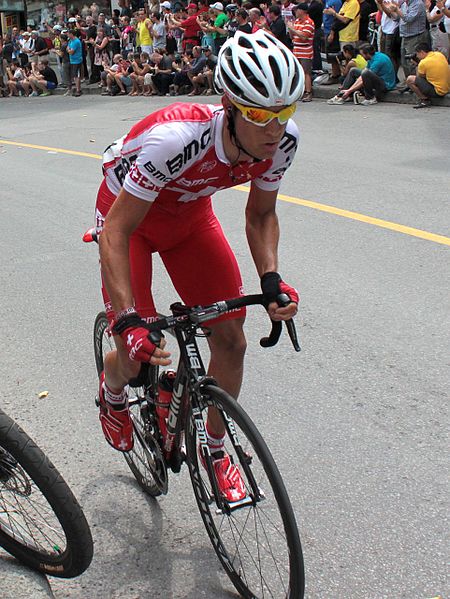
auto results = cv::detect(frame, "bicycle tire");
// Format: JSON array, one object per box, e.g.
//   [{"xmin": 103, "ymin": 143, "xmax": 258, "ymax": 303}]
[
  {"xmin": 0, "ymin": 408, "xmax": 93, "ymax": 577},
  {"xmin": 93, "ymin": 312, "xmax": 168, "ymax": 497},
  {"xmin": 185, "ymin": 384, "xmax": 305, "ymax": 599}
]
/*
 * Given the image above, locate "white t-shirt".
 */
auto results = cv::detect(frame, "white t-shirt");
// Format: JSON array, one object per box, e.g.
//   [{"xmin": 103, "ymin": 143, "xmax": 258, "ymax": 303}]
[
  {"xmin": 444, "ymin": 0, "xmax": 450, "ymax": 32},
  {"xmin": 381, "ymin": 0, "xmax": 400, "ymax": 34}
]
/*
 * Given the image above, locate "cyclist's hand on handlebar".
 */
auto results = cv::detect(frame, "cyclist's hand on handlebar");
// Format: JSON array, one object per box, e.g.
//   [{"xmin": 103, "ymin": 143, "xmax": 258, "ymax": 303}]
[
  {"xmin": 261, "ymin": 272, "xmax": 299, "ymax": 322},
  {"xmin": 112, "ymin": 309, "xmax": 171, "ymax": 364}
]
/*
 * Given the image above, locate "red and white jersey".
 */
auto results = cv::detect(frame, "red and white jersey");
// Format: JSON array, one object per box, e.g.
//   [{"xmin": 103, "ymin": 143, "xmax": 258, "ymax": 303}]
[{"xmin": 102, "ymin": 102, "xmax": 299, "ymax": 206}]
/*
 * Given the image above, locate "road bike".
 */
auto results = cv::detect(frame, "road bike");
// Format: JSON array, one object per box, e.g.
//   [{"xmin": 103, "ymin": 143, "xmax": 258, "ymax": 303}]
[
  {"xmin": 0, "ymin": 407, "xmax": 93, "ymax": 577},
  {"xmin": 93, "ymin": 288, "xmax": 305, "ymax": 598}
]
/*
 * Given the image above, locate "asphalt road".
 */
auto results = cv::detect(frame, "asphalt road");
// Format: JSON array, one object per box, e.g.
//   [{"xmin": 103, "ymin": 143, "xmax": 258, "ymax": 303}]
[{"xmin": 0, "ymin": 95, "xmax": 448, "ymax": 599}]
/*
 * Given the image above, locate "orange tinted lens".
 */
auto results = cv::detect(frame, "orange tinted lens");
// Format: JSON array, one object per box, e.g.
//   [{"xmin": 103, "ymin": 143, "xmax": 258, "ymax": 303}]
[{"xmin": 244, "ymin": 107, "xmax": 274, "ymax": 124}]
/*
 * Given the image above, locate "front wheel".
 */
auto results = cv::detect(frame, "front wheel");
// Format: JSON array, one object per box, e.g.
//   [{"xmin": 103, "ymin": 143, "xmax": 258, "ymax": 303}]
[
  {"xmin": 185, "ymin": 385, "xmax": 305, "ymax": 599},
  {"xmin": 0, "ymin": 408, "xmax": 93, "ymax": 577}
]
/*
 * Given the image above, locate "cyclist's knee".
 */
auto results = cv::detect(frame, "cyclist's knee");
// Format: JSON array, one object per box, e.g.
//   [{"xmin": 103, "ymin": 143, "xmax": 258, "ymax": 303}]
[{"xmin": 208, "ymin": 318, "xmax": 247, "ymax": 359}]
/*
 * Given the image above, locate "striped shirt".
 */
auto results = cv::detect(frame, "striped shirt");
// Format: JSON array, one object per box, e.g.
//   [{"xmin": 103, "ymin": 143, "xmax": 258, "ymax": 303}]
[
  {"xmin": 398, "ymin": 0, "xmax": 427, "ymax": 37},
  {"xmin": 292, "ymin": 15, "xmax": 315, "ymax": 60}
]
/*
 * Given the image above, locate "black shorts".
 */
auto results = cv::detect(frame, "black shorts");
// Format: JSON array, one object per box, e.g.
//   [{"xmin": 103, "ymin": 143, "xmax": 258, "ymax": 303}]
[
  {"xmin": 70, "ymin": 63, "xmax": 82, "ymax": 79},
  {"xmin": 415, "ymin": 75, "xmax": 441, "ymax": 98}
]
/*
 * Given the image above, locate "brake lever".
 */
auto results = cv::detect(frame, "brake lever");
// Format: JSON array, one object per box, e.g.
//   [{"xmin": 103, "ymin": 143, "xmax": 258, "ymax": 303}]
[{"xmin": 259, "ymin": 293, "xmax": 301, "ymax": 352}]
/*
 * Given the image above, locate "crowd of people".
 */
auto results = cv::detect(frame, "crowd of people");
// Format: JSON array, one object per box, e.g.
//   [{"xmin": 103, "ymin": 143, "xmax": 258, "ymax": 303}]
[{"xmin": 0, "ymin": 0, "xmax": 449, "ymax": 106}]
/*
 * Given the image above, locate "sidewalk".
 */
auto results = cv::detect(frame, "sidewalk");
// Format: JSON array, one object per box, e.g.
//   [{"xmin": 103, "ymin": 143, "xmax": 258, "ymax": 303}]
[{"xmin": 52, "ymin": 80, "xmax": 450, "ymax": 107}]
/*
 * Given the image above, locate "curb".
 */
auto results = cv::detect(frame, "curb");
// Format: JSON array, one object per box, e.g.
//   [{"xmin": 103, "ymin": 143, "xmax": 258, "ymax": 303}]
[{"xmin": 0, "ymin": 550, "xmax": 54, "ymax": 599}]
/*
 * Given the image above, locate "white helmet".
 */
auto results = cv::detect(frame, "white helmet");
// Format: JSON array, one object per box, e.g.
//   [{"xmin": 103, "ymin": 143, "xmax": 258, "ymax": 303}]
[{"xmin": 215, "ymin": 30, "xmax": 304, "ymax": 107}]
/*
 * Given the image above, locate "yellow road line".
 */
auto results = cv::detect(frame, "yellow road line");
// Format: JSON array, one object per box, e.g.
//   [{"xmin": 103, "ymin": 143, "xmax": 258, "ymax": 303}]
[
  {"xmin": 2, "ymin": 139, "xmax": 449, "ymax": 247},
  {"xmin": 0, "ymin": 139, "xmax": 102, "ymax": 160}
]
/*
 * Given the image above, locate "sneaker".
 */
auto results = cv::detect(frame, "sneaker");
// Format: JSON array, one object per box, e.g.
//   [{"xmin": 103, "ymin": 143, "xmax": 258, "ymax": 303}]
[
  {"xmin": 40, "ymin": 91, "xmax": 51, "ymax": 97},
  {"xmin": 360, "ymin": 97, "xmax": 378, "ymax": 106},
  {"xmin": 327, "ymin": 94, "xmax": 345, "ymax": 105},
  {"xmin": 98, "ymin": 373, "xmax": 133, "ymax": 452},
  {"xmin": 30, "ymin": 91, "xmax": 39, "ymax": 97},
  {"xmin": 200, "ymin": 449, "xmax": 247, "ymax": 503},
  {"xmin": 63, "ymin": 89, "xmax": 71, "ymax": 96},
  {"xmin": 353, "ymin": 91, "xmax": 364, "ymax": 105},
  {"xmin": 413, "ymin": 99, "xmax": 432, "ymax": 109}
]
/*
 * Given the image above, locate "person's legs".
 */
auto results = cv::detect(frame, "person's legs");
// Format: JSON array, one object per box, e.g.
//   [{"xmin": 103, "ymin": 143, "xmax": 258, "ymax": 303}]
[
  {"xmin": 341, "ymin": 66, "xmax": 361, "ymax": 90},
  {"xmin": 312, "ymin": 28, "xmax": 323, "ymax": 71},
  {"xmin": 361, "ymin": 68, "xmax": 386, "ymax": 99},
  {"xmin": 114, "ymin": 73, "xmax": 126, "ymax": 92}
]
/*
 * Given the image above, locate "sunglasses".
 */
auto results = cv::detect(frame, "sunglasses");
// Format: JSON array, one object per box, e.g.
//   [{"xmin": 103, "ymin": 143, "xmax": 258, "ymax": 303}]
[{"xmin": 230, "ymin": 98, "xmax": 296, "ymax": 126}]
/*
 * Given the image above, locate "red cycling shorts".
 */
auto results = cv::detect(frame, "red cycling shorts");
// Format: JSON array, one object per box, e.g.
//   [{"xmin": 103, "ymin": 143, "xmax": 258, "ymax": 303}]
[{"xmin": 95, "ymin": 178, "xmax": 245, "ymax": 325}]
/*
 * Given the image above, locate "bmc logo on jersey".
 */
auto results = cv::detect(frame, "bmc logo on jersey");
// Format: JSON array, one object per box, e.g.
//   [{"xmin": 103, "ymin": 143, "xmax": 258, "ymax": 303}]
[
  {"xmin": 166, "ymin": 128, "xmax": 212, "ymax": 175},
  {"xmin": 198, "ymin": 160, "xmax": 217, "ymax": 173}
]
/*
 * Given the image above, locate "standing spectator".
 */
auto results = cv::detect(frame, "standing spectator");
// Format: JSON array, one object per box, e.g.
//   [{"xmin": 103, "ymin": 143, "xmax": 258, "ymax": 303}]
[
  {"xmin": 308, "ymin": 0, "xmax": 324, "ymax": 71},
  {"xmin": 84, "ymin": 15, "xmax": 98, "ymax": 82},
  {"xmin": 2, "ymin": 35, "xmax": 15, "ymax": 65},
  {"xmin": 28, "ymin": 58, "xmax": 58, "ymax": 96},
  {"xmin": 30, "ymin": 31, "xmax": 49, "ymax": 64},
  {"xmin": 323, "ymin": 0, "xmax": 343, "ymax": 43},
  {"xmin": 225, "ymin": 4, "xmax": 240, "ymax": 37},
  {"xmin": 387, "ymin": 0, "xmax": 429, "ymax": 79},
  {"xmin": 375, "ymin": 0, "xmax": 401, "ymax": 74},
  {"xmin": 120, "ymin": 16, "xmax": 136, "ymax": 57},
  {"xmin": 59, "ymin": 33, "xmax": 71, "ymax": 91},
  {"xmin": 151, "ymin": 12, "xmax": 167, "ymax": 50},
  {"xmin": 98, "ymin": 13, "xmax": 113, "ymax": 37},
  {"xmin": 425, "ymin": 0, "xmax": 449, "ymax": 57},
  {"xmin": 198, "ymin": 8, "xmax": 217, "ymax": 48},
  {"xmin": 235, "ymin": 8, "xmax": 253, "ymax": 33},
  {"xmin": 210, "ymin": 3, "xmax": 230, "ymax": 53},
  {"xmin": 358, "ymin": 0, "xmax": 377, "ymax": 43},
  {"xmin": 405, "ymin": 41, "xmax": 450, "ymax": 107},
  {"xmin": 280, "ymin": 0, "xmax": 296, "ymax": 29},
  {"xmin": 268, "ymin": 5, "xmax": 293, "ymax": 48},
  {"xmin": 248, "ymin": 7, "xmax": 267, "ymax": 32},
  {"xmin": 92, "ymin": 28, "xmax": 111, "ymax": 84},
  {"xmin": 288, "ymin": 3, "xmax": 315, "ymax": 101},
  {"xmin": 18, "ymin": 31, "xmax": 33, "ymax": 67},
  {"xmin": 170, "ymin": 3, "xmax": 202, "ymax": 50},
  {"xmin": 67, "ymin": 29, "xmax": 83, "ymax": 96},
  {"xmin": 323, "ymin": 0, "xmax": 360, "ymax": 82},
  {"xmin": 137, "ymin": 8, "xmax": 153, "ymax": 55}
]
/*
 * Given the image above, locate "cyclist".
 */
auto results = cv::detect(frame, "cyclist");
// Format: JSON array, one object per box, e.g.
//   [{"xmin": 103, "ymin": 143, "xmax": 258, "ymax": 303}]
[{"xmin": 96, "ymin": 30, "xmax": 304, "ymax": 503}]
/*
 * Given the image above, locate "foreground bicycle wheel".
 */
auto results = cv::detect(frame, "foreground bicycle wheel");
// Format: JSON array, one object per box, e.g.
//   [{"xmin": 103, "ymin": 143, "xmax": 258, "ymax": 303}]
[
  {"xmin": 185, "ymin": 385, "xmax": 305, "ymax": 599},
  {"xmin": 0, "ymin": 409, "xmax": 93, "ymax": 577},
  {"xmin": 93, "ymin": 312, "xmax": 168, "ymax": 497}
]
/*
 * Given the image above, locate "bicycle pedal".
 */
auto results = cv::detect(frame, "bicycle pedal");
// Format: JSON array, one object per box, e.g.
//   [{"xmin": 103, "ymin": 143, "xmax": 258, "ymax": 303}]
[{"xmin": 216, "ymin": 495, "xmax": 254, "ymax": 514}]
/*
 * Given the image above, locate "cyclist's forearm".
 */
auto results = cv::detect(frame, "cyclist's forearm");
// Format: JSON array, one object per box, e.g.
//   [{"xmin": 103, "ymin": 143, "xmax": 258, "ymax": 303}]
[
  {"xmin": 99, "ymin": 231, "xmax": 135, "ymax": 313},
  {"xmin": 245, "ymin": 211, "xmax": 280, "ymax": 276}
]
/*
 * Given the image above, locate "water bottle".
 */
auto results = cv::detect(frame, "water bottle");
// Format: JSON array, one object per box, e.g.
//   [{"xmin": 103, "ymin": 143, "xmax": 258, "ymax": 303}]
[{"xmin": 156, "ymin": 370, "xmax": 176, "ymax": 440}]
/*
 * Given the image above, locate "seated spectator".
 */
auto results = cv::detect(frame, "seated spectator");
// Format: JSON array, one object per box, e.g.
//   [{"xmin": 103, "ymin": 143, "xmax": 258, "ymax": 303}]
[
  {"xmin": 327, "ymin": 44, "xmax": 396, "ymax": 104},
  {"xmin": 187, "ymin": 45, "xmax": 207, "ymax": 95},
  {"xmin": 191, "ymin": 45, "xmax": 217, "ymax": 94},
  {"xmin": 27, "ymin": 59, "xmax": 58, "ymax": 97},
  {"xmin": 406, "ymin": 41, "xmax": 450, "ymax": 108},
  {"xmin": 147, "ymin": 48, "xmax": 174, "ymax": 95},
  {"xmin": 169, "ymin": 49, "xmax": 194, "ymax": 94},
  {"xmin": 114, "ymin": 53, "xmax": 133, "ymax": 94},
  {"xmin": 339, "ymin": 43, "xmax": 367, "ymax": 79},
  {"xmin": 129, "ymin": 52, "xmax": 152, "ymax": 95},
  {"xmin": 5, "ymin": 60, "xmax": 30, "ymax": 96},
  {"xmin": 101, "ymin": 53, "xmax": 128, "ymax": 95}
]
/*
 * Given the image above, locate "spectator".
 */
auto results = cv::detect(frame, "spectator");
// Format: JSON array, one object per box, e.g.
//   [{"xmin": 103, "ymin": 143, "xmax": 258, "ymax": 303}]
[
  {"xmin": 114, "ymin": 54, "xmax": 133, "ymax": 93},
  {"xmin": 148, "ymin": 48, "xmax": 174, "ymax": 94},
  {"xmin": 28, "ymin": 58, "xmax": 58, "ymax": 96},
  {"xmin": 358, "ymin": 0, "xmax": 377, "ymax": 43},
  {"xmin": 129, "ymin": 51, "xmax": 152, "ymax": 94},
  {"xmin": 137, "ymin": 8, "xmax": 153, "ymax": 55},
  {"xmin": 101, "ymin": 53, "xmax": 123, "ymax": 94},
  {"xmin": 67, "ymin": 29, "xmax": 83, "ymax": 96},
  {"xmin": 120, "ymin": 16, "xmax": 136, "ymax": 57},
  {"xmin": 268, "ymin": 5, "xmax": 293, "ymax": 48},
  {"xmin": 169, "ymin": 49, "xmax": 194, "ymax": 94},
  {"xmin": 425, "ymin": 0, "xmax": 449, "ymax": 57},
  {"xmin": 197, "ymin": 9, "xmax": 217, "ymax": 49},
  {"xmin": 288, "ymin": 3, "xmax": 315, "ymax": 101},
  {"xmin": 210, "ymin": 3, "xmax": 230, "ymax": 53},
  {"xmin": 405, "ymin": 41, "xmax": 450, "ymax": 107},
  {"xmin": 191, "ymin": 45, "xmax": 217, "ymax": 94},
  {"xmin": 308, "ymin": 0, "xmax": 324, "ymax": 71},
  {"xmin": 59, "ymin": 33, "xmax": 71, "ymax": 91},
  {"xmin": 30, "ymin": 31, "xmax": 49, "ymax": 64},
  {"xmin": 280, "ymin": 0, "xmax": 296, "ymax": 29},
  {"xmin": 186, "ymin": 44, "xmax": 208, "ymax": 94},
  {"xmin": 91, "ymin": 28, "xmax": 111, "ymax": 84},
  {"xmin": 323, "ymin": 0, "xmax": 360, "ymax": 82},
  {"xmin": 387, "ymin": 0, "xmax": 429, "ymax": 79},
  {"xmin": 328, "ymin": 43, "xmax": 396, "ymax": 103},
  {"xmin": 18, "ymin": 31, "xmax": 33, "ymax": 67},
  {"xmin": 98, "ymin": 12, "xmax": 113, "ymax": 37},
  {"xmin": 375, "ymin": 0, "xmax": 401, "ymax": 75},
  {"xmin": 151, "ymin": 12, "xmax": 167, "ymax": 50},
  {"xmin": 5, "ymin": 60, "xmax": 29, "ymax": 96},
  {"xmin": 235, "ymin": 8, "xmax": 253, "ymax": 33},
  {"xmin": 225, "ymin": 4, "xmax": 240, "ymax": 36},
  {"xmin": 170, "ymin": 3, "xmax": 202, "ymax": 50},
  {"xmin": 248, "ymin": 7, "xmax": 267, "ymax": 33}
]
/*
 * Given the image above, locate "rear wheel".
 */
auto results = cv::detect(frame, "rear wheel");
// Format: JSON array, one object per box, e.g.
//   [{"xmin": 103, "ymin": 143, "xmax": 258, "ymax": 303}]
[
  {"xmin": 0, "ymin": 409, "xmax": 93, "ymax": 577},
  {"xmin": 185, "ymin": 384, "xmax": 305, "ymax": 598},
  {"xmin": 93, "ymin": 312, "xmax": 168, "ymax": 496}
]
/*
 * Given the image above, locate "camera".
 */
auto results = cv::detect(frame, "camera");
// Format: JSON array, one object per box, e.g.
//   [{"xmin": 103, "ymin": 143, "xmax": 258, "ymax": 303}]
[{"xmin": 405, "ymin": 52, "xmax": 419, "ymax": 63}]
